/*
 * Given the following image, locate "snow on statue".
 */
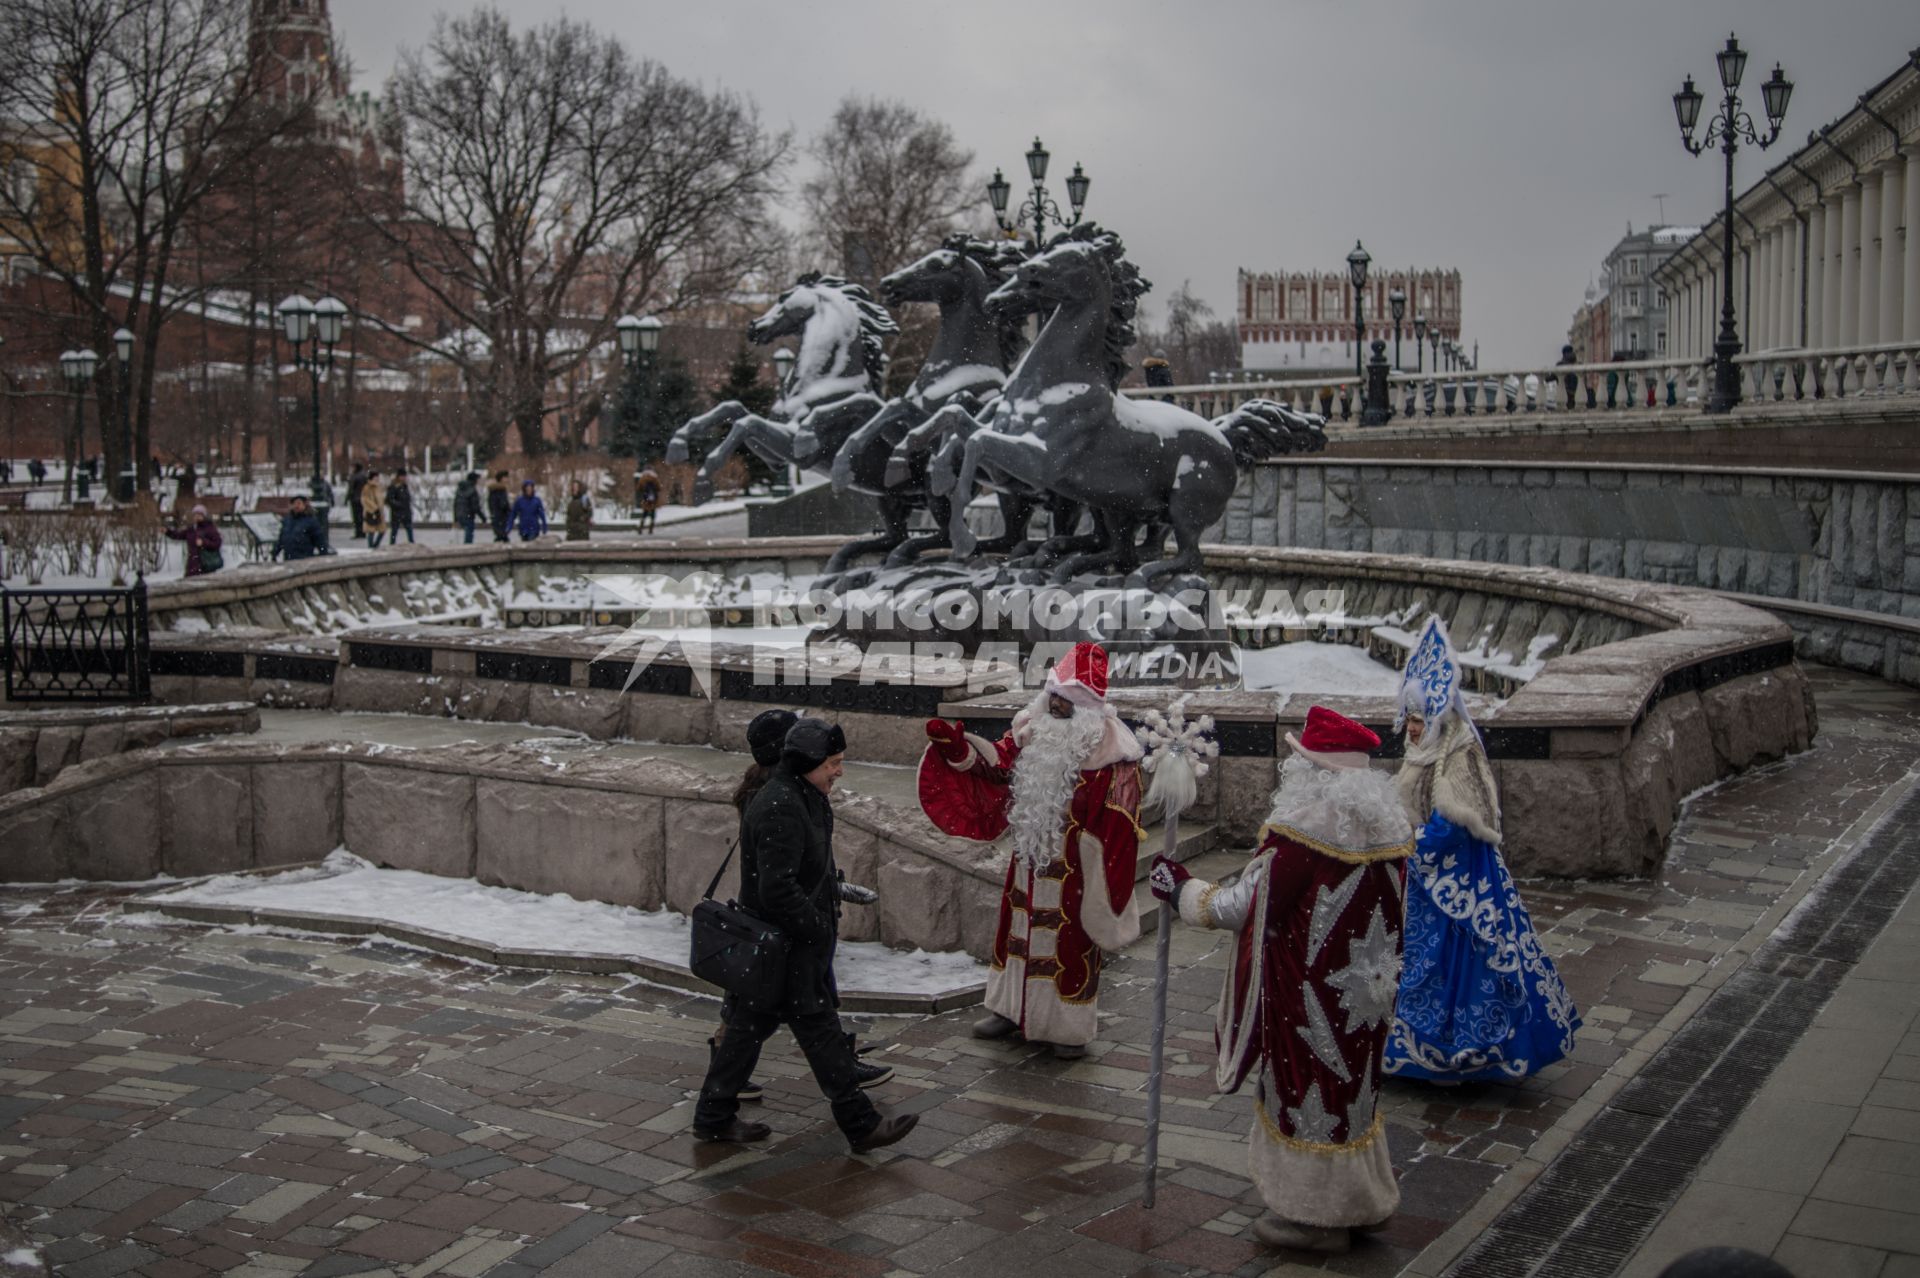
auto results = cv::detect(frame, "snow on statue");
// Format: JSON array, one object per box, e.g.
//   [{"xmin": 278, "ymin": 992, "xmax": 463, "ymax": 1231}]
[
  {"xmin": 918, "ymin": 641, "xmax": 1143, "ymax": 1057},
  {"xmin": 1150, "ymin": 705, "xmax": 1411, "ymax": 1255}
]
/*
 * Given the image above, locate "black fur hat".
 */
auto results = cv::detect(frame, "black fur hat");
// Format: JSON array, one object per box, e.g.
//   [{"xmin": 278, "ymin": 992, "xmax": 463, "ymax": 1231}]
[
  {"xmin": 746, "ymin": 709, "xmax": 798, "ymax": 768},
  {"xmin": 783, "ymin": 717, "xmax": 847, "ymax": 771}
]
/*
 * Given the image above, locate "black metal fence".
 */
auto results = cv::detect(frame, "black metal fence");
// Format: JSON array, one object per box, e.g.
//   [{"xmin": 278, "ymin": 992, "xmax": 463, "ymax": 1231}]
[{"xmin": 1, "ymin": 579, "xmax": 151, "ymax": 703}]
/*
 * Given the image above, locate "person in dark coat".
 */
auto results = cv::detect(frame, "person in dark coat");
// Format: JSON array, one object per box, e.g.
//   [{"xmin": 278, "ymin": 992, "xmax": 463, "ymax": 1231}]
[
  {"xmin": 165, "ymin": 504, "xmax": 223, "ymax": 576},
  {"xmin": 564, "ymin": 479, "xmax": 592, "ymax": 541},
  {"xmin": 385, "ymin": 470, "xmax": 416, "ymax": 545},
  {"xmin": 510, "ymin": 480, "xmax": 547, "ymax": 540},
  {"xmin": 1143, "ymin": 349, "xmax": 1175, "ymax": 388},
  {"xmin": 452, "ymin": 472, "xmax": 481, "ymax": 544},
  {"xmin": 486, "ymin": 471, "xmax": 512, "ymax": 542},
  {"xmin": 693, "ymin": 718, "xmax": 917, "ymax": 1153},
  {"xmin": 345, "ymin": 463, "xmax": 368, "ymax": 538},
  {"xmin": 271, "ymin": 495, "xmax": 328, "ymax": 561}
]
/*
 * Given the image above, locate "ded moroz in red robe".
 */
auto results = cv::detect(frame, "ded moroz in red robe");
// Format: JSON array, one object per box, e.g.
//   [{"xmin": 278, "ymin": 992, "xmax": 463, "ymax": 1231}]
[
  {"xmin": 1174, "ymin": 763, "xmax": 1413, "ymax": 1229},
  {"xmin": 918, "ymin": 711, "xmax": 1143, "ymax": 1047}
]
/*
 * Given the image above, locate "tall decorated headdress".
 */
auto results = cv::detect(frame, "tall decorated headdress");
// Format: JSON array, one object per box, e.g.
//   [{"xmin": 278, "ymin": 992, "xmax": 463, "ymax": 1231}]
[{"xmin": 1396, "ymin": 616, "xmax": 1478, "ymax": 740}]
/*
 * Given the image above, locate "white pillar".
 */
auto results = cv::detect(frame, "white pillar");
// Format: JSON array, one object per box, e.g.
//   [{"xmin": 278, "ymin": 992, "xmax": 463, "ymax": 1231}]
[
  {"xmin": 1906, "ymin": 150, "xmax": 1920, "ymax": 344},
  {"xmin": 1756, "ymin": 229, "xmax": 1774, "ymax": 350},
  {"xmin": 1880, "ymin": 163, "xmax": 1903, "ymax": 346},
  {"xmin": 1859, "ymin": 171, "xmax": 1882, "ymax": 347},
  {"xmin": 1838, "ymin": 183, "xmax": 1860, "ymax": 347},
  {"xmin": 1784, "ymin": 220, "xmax": 1803, "ymax": 347},
  {"xmin": 1807, "ymin": 203, "xmax": 1827, "ymax": 348}
]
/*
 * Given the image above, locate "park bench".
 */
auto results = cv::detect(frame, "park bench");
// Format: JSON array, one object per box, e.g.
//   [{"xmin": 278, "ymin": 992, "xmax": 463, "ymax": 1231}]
[{"xmin": 0, "ymin": 490, "xmax": 26, "ymax": 509}]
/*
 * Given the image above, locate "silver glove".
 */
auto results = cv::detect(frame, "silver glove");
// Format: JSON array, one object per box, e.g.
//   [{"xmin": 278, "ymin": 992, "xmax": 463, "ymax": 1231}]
[{"xmin": 837, "ymin": 881, "xmax": 878, "ymax": 905}]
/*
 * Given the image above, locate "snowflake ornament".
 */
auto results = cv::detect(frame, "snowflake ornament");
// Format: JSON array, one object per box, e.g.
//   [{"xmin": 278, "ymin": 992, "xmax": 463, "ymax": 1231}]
[{"xmin": 1139, "ymin": 695, "xmax": 1220, "ymax": 822}]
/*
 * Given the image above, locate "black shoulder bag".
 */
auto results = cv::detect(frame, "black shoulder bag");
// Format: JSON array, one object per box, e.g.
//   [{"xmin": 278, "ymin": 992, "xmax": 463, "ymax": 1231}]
[{"xmin": 688, "ymin": 840, "xmax": 789, "ymax": 1009}]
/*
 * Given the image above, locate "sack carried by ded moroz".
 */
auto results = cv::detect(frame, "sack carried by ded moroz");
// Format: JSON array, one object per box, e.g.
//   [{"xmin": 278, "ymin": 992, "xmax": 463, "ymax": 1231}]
[{"xmin": 688, "ymin": 839, "xmax": 788, "ymax": 1009}]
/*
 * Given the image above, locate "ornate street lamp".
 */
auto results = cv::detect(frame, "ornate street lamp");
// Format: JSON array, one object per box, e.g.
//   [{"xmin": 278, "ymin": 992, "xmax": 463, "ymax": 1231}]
[
  {"xmin": 614, "ymin": 313, "xmax": 663, "ymax": 462},
  {"xmin": 1674, "ymin": 33, "xmax": 1791, "ymax": 413},
  {"xmin": 988, "ymin": 137, "xmax": 1089, "ymax": 247},
  {"xmin": 278, "ymin": 293, "xmax": 345, "ymax": 522},
  {"xmin": 113, "ymin": 327, "xmax": 134, "ymax": 501},
  {"xmin": 1346, "ymin": 241, "xmax": 1370, "ymax": 384},
  {"xmin": 1413, "ymin": 312, "xmax": 1428, "ymax": 374},
  {"xmin": 1388, "ymin": 288, "xmax": 1406, "ymax": 372},
  {"xmin": 60, "ymin": 347, "xmax": 100, "ymax": 502}
]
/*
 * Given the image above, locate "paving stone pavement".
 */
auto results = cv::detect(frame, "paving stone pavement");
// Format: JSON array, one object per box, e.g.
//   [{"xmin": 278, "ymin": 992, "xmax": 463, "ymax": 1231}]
[{"xmin": 2, "ymin": 664, "xmax": 1917, "ymax": 1278}]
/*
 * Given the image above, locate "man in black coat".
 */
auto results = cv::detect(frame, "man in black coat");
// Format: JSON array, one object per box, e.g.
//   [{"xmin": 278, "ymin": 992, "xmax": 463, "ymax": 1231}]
[
  {"xmin": 345, "ymin": 464, "xmax": 368, "ymax": 538},
  {"xmin": 271, "ymin": 495, "xmax": 328, "ymax": 561},
  {"xmin": 693, "ymin": 718, "xmax": 918, "ymax": 1153}
]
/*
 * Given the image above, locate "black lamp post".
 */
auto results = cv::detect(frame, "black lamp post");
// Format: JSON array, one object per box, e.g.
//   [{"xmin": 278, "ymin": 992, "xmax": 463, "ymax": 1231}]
[
  {"xmin": 113, "ymin": 327, "xmax": 134, "ymax": 502},
  {"xmin": 1389, "ymin": 288, "xmax": 1406, "ymax": 372},
  {"xmin": 1413, "ymin": 313, "xmax": 1427, "ymax": 374},
  {"xmin": 1430, "ymin": 326, "xmax": 1443, "ymax": 374},
  {"xmin": 277, "ymin": 293, "xmax": 346, "ymax": 514},
  {"xmin": 1674, "ymin": 34, "xmax": 1791, "ymax": 414},
  {"xmin": 614, "ymin": 312, "xmax": 662, "ymax": 463},
  {"xmin": 60, "ymin": 347, "xmax": 99, "ymax": 502},
  {"xmin": 988, "ymin": 138, "xmax": 1089, "ymax": 247},
  {"xmin": 1346, "ymin": 241, "xmax": 1370, "ymax": 384}
]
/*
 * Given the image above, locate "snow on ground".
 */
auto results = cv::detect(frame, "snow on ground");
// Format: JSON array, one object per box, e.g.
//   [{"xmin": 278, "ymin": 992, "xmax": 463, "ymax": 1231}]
[
  {"xmin": 153, "ymin": 850, "xmax": 985, "ymax": 997},
  {"xmin": 1238, "ymin": 640, "xmax": 1405, "ymax": 694}
]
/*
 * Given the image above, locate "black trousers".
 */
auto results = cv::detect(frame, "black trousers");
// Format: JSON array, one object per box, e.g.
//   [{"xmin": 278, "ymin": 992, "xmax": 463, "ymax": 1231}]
[{"xmin": 695, "ymin": 1001, "xmax": 877, "ymax": 1139}]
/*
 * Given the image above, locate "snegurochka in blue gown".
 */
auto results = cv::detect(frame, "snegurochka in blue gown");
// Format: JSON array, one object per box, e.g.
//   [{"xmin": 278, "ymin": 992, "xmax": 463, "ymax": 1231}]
[{"xmin": 1382, "ymin": 618, "xmax": 1581, "ymax": 1083}]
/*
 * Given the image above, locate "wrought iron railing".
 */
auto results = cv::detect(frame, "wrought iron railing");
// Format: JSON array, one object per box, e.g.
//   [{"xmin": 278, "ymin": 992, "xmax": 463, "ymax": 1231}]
[
  {"xmin": 1125, "ymin": 339, "xmax": 1920, "ymax": 424},
  {"xmin": 2, "ymin": 579, "xmax": 151, "ymax": 703}
]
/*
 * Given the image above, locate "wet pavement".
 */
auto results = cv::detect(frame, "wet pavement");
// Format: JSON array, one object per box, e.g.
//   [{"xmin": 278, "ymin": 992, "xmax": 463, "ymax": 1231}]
[{"xmin": 3, "ymin": 665, "xmax": 1918, "ymax": 1277}]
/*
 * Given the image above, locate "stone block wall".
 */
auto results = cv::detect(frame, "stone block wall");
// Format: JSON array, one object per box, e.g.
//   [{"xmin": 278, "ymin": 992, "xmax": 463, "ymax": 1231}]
[
  {"xmin": 1222, "ymin": 460, "xmax": 1920, "ymax": 683},
  {"xmin": 0, "ymin": 703, "xmax": 259, "ymax": 798},
  {"xmin": 0, "ymin": 740, "xmax": 1008, "ymax": 961}
]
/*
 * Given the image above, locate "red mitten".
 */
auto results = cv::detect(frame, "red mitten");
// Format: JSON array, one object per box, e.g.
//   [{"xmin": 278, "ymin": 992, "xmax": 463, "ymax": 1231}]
[
  {"xmin": 925, "ymin": 718, "xmax": 969, "ymax": 765},
  {"xmin": 1148, "ymin": 855, "xmax": 1192, "ymax": 904}
]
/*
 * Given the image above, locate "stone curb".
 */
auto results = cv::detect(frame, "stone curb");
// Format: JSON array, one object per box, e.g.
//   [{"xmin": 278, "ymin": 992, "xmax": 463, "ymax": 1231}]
[
  {"xmin": 1400, "ymin": 757, "xmax": 1920, "ymax": 1276},
  {"xmin": 140, "ymin": 898, "xmax": 986, "ymax": 1016}
]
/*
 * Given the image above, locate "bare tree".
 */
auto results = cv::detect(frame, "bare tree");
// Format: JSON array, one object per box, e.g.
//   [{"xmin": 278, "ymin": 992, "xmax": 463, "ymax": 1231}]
[
  {"xmin": 800, "ymin": 96, "xmax": 978, "ymax": 296},
  {"xmin": 1132, "ymin": 281, "xmax": 1240, "ymax": 385},
  {"xmin": 0, "ymin": 0, "xmax": 305, "ymax": 494},
  {"xmin": 365, "ymin": 8, "xmax": 787, "ymax": 459}
]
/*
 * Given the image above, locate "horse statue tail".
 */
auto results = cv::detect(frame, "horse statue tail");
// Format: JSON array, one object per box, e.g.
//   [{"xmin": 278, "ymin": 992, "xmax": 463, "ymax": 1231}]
[{"xmin": 1212, "ymin": 398, "xmax": 1329, "ymax": 466}]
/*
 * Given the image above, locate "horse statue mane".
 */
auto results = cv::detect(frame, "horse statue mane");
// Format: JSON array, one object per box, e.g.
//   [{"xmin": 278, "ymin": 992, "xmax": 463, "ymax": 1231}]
[
  {"xmin": 943, "ymin": 232, "xmax": 1030, "ymax": 370},
  {"xmin": 1040, "ymin": 222, "xmax": 1149, "ymax": 391},
  {"xmin": 791, "ymin": 271, "xmax": 899, "ymax": 392}
]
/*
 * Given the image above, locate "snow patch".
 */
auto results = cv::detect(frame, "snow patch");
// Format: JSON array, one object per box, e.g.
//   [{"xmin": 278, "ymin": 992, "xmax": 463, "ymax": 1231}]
[
  {"xmin": 153, "ymin": 850, "xmax": 985, "ymax": 997},
  {"xmin": 1239, "ymin": 642, "xmax": 1404, "ymax": 695}
]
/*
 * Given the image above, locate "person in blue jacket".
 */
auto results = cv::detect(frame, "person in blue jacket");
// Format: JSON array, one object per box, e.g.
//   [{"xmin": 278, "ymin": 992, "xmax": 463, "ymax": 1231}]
[
  {"xmin": 271, "ymin": 495, "xmax": 329, "ymax": 561},
  {"xmin": 510, "ymin": 480, "xmax": 548, "ymax": 541}
]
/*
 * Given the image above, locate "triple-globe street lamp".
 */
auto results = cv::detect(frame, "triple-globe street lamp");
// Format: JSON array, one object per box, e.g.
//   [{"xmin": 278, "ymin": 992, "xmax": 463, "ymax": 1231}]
[
  {"xmin": 277, "ymin": 293, "xmax": 347, "ymax": 515},
  {"xmin": 1673, "ymin": 34, "xmax": 1792, "ymax": 413},
  {"xmin": 987, "ymin": 138, "xmax": 1090, "ymax": 248}
]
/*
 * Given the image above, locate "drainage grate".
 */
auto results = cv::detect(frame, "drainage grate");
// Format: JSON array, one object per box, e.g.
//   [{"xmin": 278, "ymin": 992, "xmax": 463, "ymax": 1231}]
[{"xmin": 1442, "ymin": 783, "xmax": 1920, "ymax": 1278}]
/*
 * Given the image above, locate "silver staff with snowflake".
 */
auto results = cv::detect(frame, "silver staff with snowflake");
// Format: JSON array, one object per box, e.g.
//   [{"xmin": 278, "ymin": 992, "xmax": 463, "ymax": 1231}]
[{"xmin": 1136, "ymin": 698, "xmax": 1218, "ymax": 1209}]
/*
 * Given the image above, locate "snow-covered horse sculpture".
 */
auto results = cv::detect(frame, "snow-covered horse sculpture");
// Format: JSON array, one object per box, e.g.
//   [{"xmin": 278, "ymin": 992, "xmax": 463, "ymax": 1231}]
[
  {"xmin": 802, "ymin": 235, "xmax": 1029, "ymax": 573},
  {"xmin": 665, "ymin": 273, "xmax": 896, "ymax": 503},
  {"xmin": 940, "ymin": 224, "xmax": 1309, "ymax": 589}
]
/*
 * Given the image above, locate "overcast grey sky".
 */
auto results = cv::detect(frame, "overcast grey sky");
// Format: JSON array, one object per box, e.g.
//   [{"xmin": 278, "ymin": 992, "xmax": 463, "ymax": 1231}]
[{"xmin": 333, "ymin": 0, "xmax": 1917, "ymax": 368}]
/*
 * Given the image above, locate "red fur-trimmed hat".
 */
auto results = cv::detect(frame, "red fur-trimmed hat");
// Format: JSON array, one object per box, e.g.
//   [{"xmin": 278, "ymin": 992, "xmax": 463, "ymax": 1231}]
[
  {"xmin": 1046, "ymin": 642, "xmax": 1109, "ymax": 709},
  {"xmin": 1285, "ymin": 705, "xmax": 1380, "ymax": 770}
]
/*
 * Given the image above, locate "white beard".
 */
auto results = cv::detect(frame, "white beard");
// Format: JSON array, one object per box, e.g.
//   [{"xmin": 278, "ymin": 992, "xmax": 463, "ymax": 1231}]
[
  {"xmin": 1008, "ymin": 694, "xmax": 1106, "ymax": 867},
  {"xmin": 1266, "ymin": 753, "xmax": 1414, "ymax": 853}
]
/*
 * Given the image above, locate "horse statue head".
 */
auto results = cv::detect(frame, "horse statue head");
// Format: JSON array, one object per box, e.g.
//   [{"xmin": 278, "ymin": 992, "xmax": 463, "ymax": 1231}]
[
  {"xmin": 881, "ymin": 234, "xmax": 1030, "ymax": 372},
  {"xmin": 749, "ymin": 271, "xmax": 897, "ymax": 397},
  {"xmin": 985, "ymin": 223, "xmax": 1148, "ymax": 390}
]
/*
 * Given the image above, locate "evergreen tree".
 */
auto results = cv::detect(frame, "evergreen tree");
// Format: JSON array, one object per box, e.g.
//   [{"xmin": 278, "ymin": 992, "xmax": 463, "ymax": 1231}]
[
  {"xmin": 715, "ymin": 345, "xmax": 779, "ymax": 489},
  {"xmin": 609, "ymin": 354, "xmax": 700, "ymax": 464}
]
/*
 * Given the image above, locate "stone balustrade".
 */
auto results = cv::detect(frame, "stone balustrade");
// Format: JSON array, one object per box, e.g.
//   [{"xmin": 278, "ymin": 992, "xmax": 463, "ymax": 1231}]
[{"xmin": 1125, "ymin": 339, "xmax": 1919, "ymax": 427}]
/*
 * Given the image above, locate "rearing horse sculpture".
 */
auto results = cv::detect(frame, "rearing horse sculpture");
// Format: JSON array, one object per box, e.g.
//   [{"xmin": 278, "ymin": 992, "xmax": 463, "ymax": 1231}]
[
  {"xmin": 801, "ymin": 235, "xmax": 1028, "ymax": 573},
  {"xmin": 665, "ymin": 273, "xmax": 896, "ymax": 503},
  {"xmin": 944, "ymin": 224, "xmax": 1301, "ymax": 589}
]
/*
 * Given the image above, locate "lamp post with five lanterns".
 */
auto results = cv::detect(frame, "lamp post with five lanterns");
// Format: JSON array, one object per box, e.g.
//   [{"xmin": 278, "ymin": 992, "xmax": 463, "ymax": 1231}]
[{"xmin": 277, "ymin": 293, "xmax": 346, "ymax": 520}]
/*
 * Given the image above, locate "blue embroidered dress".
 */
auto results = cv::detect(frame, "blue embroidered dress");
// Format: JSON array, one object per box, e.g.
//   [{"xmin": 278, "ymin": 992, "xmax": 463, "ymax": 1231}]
[{"xmin": 1382, "ymin": 619, "xmax": 1580, "ymax": 1082}]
